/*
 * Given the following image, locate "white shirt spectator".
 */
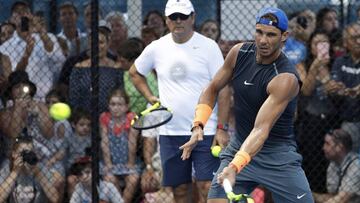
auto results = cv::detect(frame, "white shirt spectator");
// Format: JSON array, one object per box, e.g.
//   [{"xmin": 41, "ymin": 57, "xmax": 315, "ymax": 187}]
[
  {"xmin": 0, "ymin": 32, "xmax": 65, "ymax": 99},
  {"xmin": 57, "ymin": 29, "xmax": 87, "ymax": 57}
]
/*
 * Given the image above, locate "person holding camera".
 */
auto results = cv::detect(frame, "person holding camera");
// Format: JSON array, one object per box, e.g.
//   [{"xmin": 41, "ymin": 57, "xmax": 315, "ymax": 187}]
[
  {"xmin": 0, "ymin": 1, "xmax": 65, "ymax": 99},
  {"xmin": 283, "ymin": 10, "xmax": 316, "ymax": 66},
  {"xmin": 0, "ymin": 135, "xmax": 63, "ymax": 203}
]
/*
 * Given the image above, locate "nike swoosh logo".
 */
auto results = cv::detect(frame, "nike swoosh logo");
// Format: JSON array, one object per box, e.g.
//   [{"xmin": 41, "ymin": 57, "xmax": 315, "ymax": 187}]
[
  {"xmin": 212, "ymin": 172, "xmax": 217, "ymax": 176},
  {"xmin": 297, "ymin": 193, "xmax": 306, "ymax": 199},
  {"xmin": 244, "ymin": 80, "xmax": 254, "ymax": 85}
]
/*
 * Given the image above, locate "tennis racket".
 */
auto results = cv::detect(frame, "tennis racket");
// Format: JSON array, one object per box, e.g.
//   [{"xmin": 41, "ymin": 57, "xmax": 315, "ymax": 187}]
[
  {"xmin": 131, "ymin": 102, "xmax": 173, "ymax": 130},
  {"xmin": 223, "ymin": 178, "xmax": 254, "ymax": 203}
]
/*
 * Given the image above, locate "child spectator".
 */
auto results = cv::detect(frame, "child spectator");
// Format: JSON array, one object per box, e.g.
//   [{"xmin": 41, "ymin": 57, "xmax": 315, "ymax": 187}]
[
  {"xmin": 49, "ymin": 107, "xmax": 91, "ymax": 196},
  {"xmin": 70, "ymin": 156, "xmax": 124, "ymax": 203},
  {"xmin": 100, "ymin": 88, "xmax": 140, "ymax": 203},
  {"xmin": 44, "ymin": 89, "xmax": 72, "ymax": 172}
]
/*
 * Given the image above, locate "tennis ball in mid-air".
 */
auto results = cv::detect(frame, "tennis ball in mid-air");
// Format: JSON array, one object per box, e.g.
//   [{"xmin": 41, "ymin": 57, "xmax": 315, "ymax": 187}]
[
  {"xmin": 49, "ymin": 102, "xmax": 71, "ymax": 121},
  {"xmin": 211, "ymin": 145, "xmax": 222, "ymax": 157}
]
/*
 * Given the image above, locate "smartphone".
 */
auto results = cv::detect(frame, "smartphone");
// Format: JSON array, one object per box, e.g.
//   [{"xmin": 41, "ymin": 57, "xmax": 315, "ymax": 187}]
[
  {"xmin": 317, "ymin": 42, "xmax": 330, "ymax": 59},
  {"xmin": 297, "ymin": 16, "xmax": 308, "ymax": 29},
  {"xmin": 20, "ymin": 17, "xmax": 30, "ymax": 32}
]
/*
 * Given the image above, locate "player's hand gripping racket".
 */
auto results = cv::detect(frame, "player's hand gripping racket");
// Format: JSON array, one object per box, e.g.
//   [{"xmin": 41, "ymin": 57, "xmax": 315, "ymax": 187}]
[
  {"xmin": 223, "ymin": 178, "xmax": 254, "ymax": 203},
  {"xmin": 131, "ymin": 102, "xmax": 173, "ymax": 130}
]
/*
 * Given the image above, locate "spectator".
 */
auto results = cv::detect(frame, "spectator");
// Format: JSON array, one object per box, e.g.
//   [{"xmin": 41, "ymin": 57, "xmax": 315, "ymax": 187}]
[
  {"xmin": 100, "ymin": 88, "xmax": 140, "ymax": 203},
  {"xmin": 57, "ymin": 1, "xmax": 86, "ymax": 57},
  {"xmin": 296, "ymin": 31, "xmax": 339, "ymax": 192},
  {"xmin": 0, "ymin": 21, "xmax": 16, "ymax": 44},
  {"xmin": 0, "ymin": 71, "xmax": 54, "ymax": 159},
  {"xmin": 118, "ymin": 38, "xmax": 157, "ymax": 114},
  {"xmin": 283, "ymin": 13, "xmax": 308, "ymax": 66},
  {"xmin": 316, "ymin": 7, "xmax": 343, "ymax": 57},
  {"xmin": 105, "ymin": 11, "xmax": 128, "ymax": 58},
  {"xmin": 199, "ymin": 19, "xmax": 220, "ymax": 42},
  {"xmin": 0, "ymin": 21, "xmax": 15, "ymax": 93},
  {"xmin": 141, "ymin": 26, "xmax": 160, "ymax": 47},
  {"xmin": 70, "ymin": 156, "xmax": 124, "ymax": 203},
  {"xmin": 51, "ymin": 107, "xmax": 92, "ymax": 196},
  {"xmin": 313, "ymin": 129, "xmax": 360, "ymax": 203},
  {"xmin": 57, "ymin": 20, "xmax": 116, "ymax": 92},
  {"xmin": 0, "ymin": 12, "xmax": 65, "ymax": 99},
  {"xmin": 143, "ymin": 10, "xmax": 167, "ymax": 37},
  {"xmin": 9, "ymin": 0, "xmax": 31, "ymax": 28},
  {"xmin": 129, "ymin": 0, "xmax": 230, "ymax": 202},
  {"xmin": 83, "ymin": 1, "xmax": 103, "ymax": 34},
  {"xmin": 0, "ymin": 135, "xmax": 64, "ymax": 203},
  {"xmin": 298, "ymin": 9, "xmax": 317, "ymax": 41},
  {"xmin": 44, "ymin": 88, "xmax": 72, "ymax": 173},
  {"xmin": 324, "ymin": 23, "xmax": 360, "ymax": 152},
  {"xmin": 68, "ymin": 25, "xmax": 123, "ymax": 113}
]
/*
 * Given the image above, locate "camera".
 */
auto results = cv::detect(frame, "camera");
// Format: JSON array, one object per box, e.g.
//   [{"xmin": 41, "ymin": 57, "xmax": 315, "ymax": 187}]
[
  {"xmin": 21, "ymin": 150, "xmax": 38, "ymax": 165},
  {"xmin": 20, "ymin": 17, "xmax": 30, "ymax": 32},
  {"xmin": 297, "ymin": 16, "xmax": 308, "ymax": 29}
]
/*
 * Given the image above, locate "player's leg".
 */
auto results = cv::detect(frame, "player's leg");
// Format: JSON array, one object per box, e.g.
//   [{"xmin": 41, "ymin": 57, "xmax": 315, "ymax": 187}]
[
  {"xmin": 192, "ymin": 135, "xmax": 220, "ymax": 202},
  {"xmin": 255, "ymin": 150, "xmax": 314, "ymax": 203},
  {"xmin": 159, "ymin": 135, "xmax": 192, "ymax": 203}
]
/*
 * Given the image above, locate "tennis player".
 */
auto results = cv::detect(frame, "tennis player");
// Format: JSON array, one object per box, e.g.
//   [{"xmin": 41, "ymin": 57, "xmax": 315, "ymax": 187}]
[
  {"xmin": 129, "ymin": 0, "xmax": 230, "ymax": 202},
  {"xmin": 180, "ymin": 7, "xmax": 314, "ymax": 203}
]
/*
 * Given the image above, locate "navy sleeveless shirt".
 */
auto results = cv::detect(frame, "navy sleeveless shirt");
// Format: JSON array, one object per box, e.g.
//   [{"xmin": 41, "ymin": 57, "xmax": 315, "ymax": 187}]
[{"xmin": 230, "ymin": 43, "xmax": 300, "ymax": 151}]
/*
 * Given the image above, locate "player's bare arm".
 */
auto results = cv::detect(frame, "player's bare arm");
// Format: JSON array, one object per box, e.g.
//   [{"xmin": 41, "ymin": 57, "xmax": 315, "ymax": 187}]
[
  {"xmin": 129, "ymin": 64, "xmax": 159, "ymax": 104},
  {"xmin": 180, "ymin": 43, "xmax": 243, "ymax": 160},
  {"xmin": 217, "ymin": 73, "xmax": 300, "ymax": 186},
  {"xmin": 239, "ymin": 73, "xmax": 299, "ymax": 156}
]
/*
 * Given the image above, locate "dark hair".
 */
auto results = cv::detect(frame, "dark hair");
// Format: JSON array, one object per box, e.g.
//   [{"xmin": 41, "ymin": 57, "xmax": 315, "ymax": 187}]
[
  {"xmin": 316, "ymin": 7, "xmax": 337, "ymax": 29},
  {"xmin": 118, "ymin": 38, "xmax": 144, "ymax": 61},
  {"xmin": 199, "ymin": 19, "xmax": 221, "ymax": 42},
  {"xmin": 59, "ymin": 1, "xmax": 79, "ymax": 16},
  {"xmin": 328, "ymin": 129, "xmax": 353, "ymax": 152},
  {"xmin": 304, "ymin": 30, "xmax": 332, "ymax": 70},
  {"xmin": 143, "ymin": 10, "xmax": 165, "ymax": 26},
  {"xmin": 45, "ymin": 88, "xmax": 67, "ymax": 103},
  {"xmin": 0, "ymin": 130, "xmax": 8, "ymax": 165},
  {"xmin": 107, "ymin": 87, "xmax": 129, "ymax": 105},
  {"xmin": 141, "ymin": 26, "xmax": 160, "ymax": 39},
  {"xmin": 10, "ymin": 0, "xmax": 30, "ymax": 14},
  {"xmin": 70, "ymin": 107, "xmax": 91, "ymax": 124}
]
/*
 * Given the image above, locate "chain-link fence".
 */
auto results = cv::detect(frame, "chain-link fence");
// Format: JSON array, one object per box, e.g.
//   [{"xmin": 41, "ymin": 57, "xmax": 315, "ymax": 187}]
[{"xmin": 0, "ymin": 0, "xmax": 359, "ymax": 203}]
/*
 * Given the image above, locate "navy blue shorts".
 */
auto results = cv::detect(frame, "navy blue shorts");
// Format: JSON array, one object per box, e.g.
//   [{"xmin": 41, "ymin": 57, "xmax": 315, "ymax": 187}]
[
  {"xmin": 208, "ymin": 141, "xmax": 314, "ymax": 203},
  {"xmin": 159, "ymin": 135, "xmax": 220, "ymax": 187}
]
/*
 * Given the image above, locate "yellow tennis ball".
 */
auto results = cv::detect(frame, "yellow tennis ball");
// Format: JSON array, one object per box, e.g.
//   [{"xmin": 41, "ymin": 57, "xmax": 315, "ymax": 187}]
[
  {"xmin": 49, "ymin": 102, "xmax": 71, "ymax": 121},
  {"xmin": 211, "ymin": 145, "xmax": 222, "ymax": 157}
]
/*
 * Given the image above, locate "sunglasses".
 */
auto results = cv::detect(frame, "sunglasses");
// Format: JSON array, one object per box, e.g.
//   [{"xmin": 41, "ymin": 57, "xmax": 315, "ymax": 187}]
[{"xmin": 168, "ymin": 13, "xmax": 191, "ymax": 21}]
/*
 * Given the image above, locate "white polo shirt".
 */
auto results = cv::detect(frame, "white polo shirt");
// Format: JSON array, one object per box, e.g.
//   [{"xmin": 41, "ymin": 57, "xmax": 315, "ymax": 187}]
[{"xmin": 135, "ymin": 32, "xmax": 224, "ymax": 136}]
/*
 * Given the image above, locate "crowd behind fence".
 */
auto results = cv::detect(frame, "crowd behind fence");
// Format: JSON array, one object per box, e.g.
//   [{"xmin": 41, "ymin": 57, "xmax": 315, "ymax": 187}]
[{"xmin": 0, "ymin": 0, "xmax": 359, "ymax": 203}]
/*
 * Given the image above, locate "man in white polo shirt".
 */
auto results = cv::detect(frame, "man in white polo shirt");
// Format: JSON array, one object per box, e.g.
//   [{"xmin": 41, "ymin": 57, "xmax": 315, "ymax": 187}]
[{"xmin": 129, "ymin": 0, "xmax": 230, "ymax": 202}]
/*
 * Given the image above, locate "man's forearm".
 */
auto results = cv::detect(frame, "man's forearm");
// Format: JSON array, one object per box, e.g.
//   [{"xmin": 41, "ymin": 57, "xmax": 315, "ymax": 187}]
[
  {"xmin": 0, "ymin": 171, "xmax": 18, "ymax": 203},
  {"xmin": 217, "ymin": 85, "xmax": 231, "ymax": 124}
]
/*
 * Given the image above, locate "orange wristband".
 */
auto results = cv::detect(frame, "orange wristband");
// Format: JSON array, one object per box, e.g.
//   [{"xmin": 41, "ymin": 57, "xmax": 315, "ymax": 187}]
[
  {"xmin": 229, "ymin": 151, "xmax": 251, "ymax": 173},
  {"xmin": 192, "ymin": 104, "xmax": 213, "ymax": 130}
]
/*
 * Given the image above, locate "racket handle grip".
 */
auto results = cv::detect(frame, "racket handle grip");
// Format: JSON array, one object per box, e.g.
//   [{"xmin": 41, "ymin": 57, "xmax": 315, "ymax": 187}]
[
  {"xmin": 223, "ymin": 178, "xmax": 233, "ymax": 193},
  {"xmin": 141, "ymin": 102, "xmax": 160, "ymax": 115}
]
